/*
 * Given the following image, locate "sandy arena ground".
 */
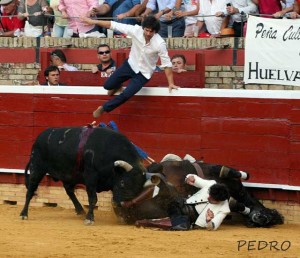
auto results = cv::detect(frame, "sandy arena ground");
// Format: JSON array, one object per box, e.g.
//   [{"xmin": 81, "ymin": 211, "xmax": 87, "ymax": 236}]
[{"xmin": 0, "ymin": 204, "xmax": 299, "ymax": 258}]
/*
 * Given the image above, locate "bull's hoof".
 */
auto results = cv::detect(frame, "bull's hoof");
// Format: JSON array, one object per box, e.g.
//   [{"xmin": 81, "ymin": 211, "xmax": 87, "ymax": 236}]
[
  {"xmin": 20, "ymin": 215, "xmax": 28, "ymax": 220},
  {"xmin": 84, "ymin": 219, "xmax": 94, "ymax": 225},
  {"xmin": 76, "ymin": 210, "xmax": 86, "ymax": 216}
]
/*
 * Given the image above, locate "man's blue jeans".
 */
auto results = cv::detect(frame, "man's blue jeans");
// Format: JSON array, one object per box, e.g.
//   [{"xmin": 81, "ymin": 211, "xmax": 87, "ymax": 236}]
[
  {"xmin": 159, "ymin": 18, "xmax": 185, "ymax": 38},
  {"xmin": 103, "ymin": 60, "xmax": 150, "ymax": 112}
]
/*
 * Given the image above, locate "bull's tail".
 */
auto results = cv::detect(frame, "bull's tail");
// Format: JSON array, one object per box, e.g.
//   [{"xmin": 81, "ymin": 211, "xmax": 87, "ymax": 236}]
[{"xmin": 24, "ymin": 161, "xmax": 30, "ymax": 189}]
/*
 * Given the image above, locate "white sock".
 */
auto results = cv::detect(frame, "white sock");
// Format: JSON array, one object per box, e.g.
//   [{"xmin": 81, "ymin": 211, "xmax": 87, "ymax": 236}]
[
  {"xmin": 239, "ymin": 171, "xmax": 248, "ymax": 179},
  {"xmin": 241, "ymin": 207, "xmax": 251, "ymax": 215}
]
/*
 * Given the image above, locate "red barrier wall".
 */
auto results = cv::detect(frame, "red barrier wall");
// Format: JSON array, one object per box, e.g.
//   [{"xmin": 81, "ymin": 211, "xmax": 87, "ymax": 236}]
[{"xmin": 0, "ymin": 86, "xmax": 299, "ymax": 202}]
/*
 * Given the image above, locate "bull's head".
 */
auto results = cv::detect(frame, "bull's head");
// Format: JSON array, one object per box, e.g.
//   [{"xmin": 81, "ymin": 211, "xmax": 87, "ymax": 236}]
[
  {"xmin": 247, "ymin": 208, "xmax": 284, "ymax": 227},
  {"xmin": 112, "ymin": 160, "xmax": 147, "ymax": 206}
]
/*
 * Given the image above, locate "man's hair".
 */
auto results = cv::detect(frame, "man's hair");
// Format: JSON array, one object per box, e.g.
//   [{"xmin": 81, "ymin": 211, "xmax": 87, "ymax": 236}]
[
  {"xmin": 44, "ymin": 65, "xmax": 60, "ymax": 77},
  {"xmin": 171, "ymin": 54, "xmax": 187, "ymax": 64},
  {"xmin": 50, "ymin": 49, "xmax": 67, "ymax": 63},
  {"xmin": 142, "ymin": 15, "xmax": 160, "ymax": 33},
  {"xmin": 209, "ymin": 184, "xmax": 229, "ymax": 202},
  {"xmin": 97, "ymin": 43, "xmax": 110, "ymax": 51}
]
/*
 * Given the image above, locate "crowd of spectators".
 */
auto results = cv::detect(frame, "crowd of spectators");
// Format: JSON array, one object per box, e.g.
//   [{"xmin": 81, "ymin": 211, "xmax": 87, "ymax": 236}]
[{"xmin": 1, "ymin": 0, "xmax": 300, "ymax": 38}]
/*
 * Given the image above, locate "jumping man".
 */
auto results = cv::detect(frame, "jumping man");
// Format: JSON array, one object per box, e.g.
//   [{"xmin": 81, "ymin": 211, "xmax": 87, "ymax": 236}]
[{"xmin": 80, "ymin": 15, "xmax": 179, "ymax": 118}]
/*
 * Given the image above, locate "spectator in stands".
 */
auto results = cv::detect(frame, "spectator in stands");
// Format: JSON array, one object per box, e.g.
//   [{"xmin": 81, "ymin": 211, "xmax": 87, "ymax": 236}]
[
  {"xmin": 134, "ymin": 0, "xmax": 149, "ymax": 17},
  {"xmin": 91, "ymin": 0, "xmax": 142, "ymax": 37},
  {"xmin": 92, "ymin": 43, "xmax": 116, "ymax": 77},
  {"xmin": 50, "ymin": 49, "xmax": 78, "ymax": 71},
  {"xmin": 58, "ymin": 0, "xmax": 99, "ymax": 37},
  {"xmin": 252, "ymin": 0, "xmax": 293, "ymax": 17},
  {"xmin": 18, "ymin": 0, "xmax": 51, "ymax": 32},
  {"xmin": 196, "ymin": 0, "xmax": 227, "ymax": 37},
  {"xmin": 80, "ymin": 15, "xmax": 178, "ymax": 118},
  {"xmin": 172, "ymin": 0, "xmax": 200, "ymax": 38},
  {"xmin": 290, "ymin": 0, "xmax": 300, "ymax": 18},
  {"xmin": 92, "ymin": 0, "xmax": 141, "ymax": 26},
  {"xmin": 220, "ymin": 1, "xmax": 257, "ymax": 37},
  {"xmin": 49, "ymin": 0, "xmax": 69, "ymax": 37},
  {"xmin": 284, "ymin": 0, "xmax": 295, "ymax": 9},
  {"xmin": 141, "ymin": 0, "xmax": 185, "ymax": 38},
  {"xmin": 0, "ymin": 0, "xmax": 25, "ymax": 37},
  {"xmin": 41, "ymin": 65, "xmax": 64, "ymax": 86},
  {"xmin": 171, "ymin": 54, "xmax": 187, "ymax": 73}
]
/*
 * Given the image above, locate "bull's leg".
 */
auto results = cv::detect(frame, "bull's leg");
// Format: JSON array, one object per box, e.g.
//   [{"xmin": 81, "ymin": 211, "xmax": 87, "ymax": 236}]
[
  {"xmin": 20, "ymin": 170, "xmax": 46, "ymax": 220},
  {"xmin": 63, "ymin": 183, "xmax": 85, "ymax": 216},
  {"xmin": 84, "ymin": 185, "xmax": 98, "ymax": 225}
]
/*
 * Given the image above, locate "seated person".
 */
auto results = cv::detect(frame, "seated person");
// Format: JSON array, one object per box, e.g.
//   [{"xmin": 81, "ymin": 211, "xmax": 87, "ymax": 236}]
[
  {"xmin": 196, "ymin": 0, "xmax": 227, "ymax": 37},
  {"xmin": 92, "ymin": 0, "xmax": 141, "ymax": 36},
  {"xmin": 172, "ymin": 0, "xmax": 200, "ymax": 38},
  {"xmin": 168, "ymin": 174, "xmax": 230, "ymax": 231},
  {"xmin": 252, "ymin": 0, "xmax": 292, "ymax": 17},
  {"xmin": 171, "ymin": 54, "xmax": 187, "ymax": 73},
  {"xmin": 50, "ymin": 49, "xmax": 78, "ymax": 71},
  {"xmin": 220, "ymin": 1, "xmax": 257, "ymax": 37},
  {"xmin": 40, "ymin": 65, "xmax": 64, "ymax": 86},
  {"xmin": 0, "ymin": 0, "xmax": 25, "ymax": 37},
  {"xmin": 290, "ymin": 0, "xmax": 300, "ymax": 18},
  {"xmin": 91, "ymin": 43, "xmax": 116, "ymax": 77}
]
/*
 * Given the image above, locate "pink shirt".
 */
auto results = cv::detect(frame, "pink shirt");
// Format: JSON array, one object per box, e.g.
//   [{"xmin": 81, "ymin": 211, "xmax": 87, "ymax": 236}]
[
  {"xmin": 258, "ymin": 0, "xmax": 282, "ymax": 15},
  {"xmin": 58, "ymin": 0, "xmax": 99, "ymax": 34}
]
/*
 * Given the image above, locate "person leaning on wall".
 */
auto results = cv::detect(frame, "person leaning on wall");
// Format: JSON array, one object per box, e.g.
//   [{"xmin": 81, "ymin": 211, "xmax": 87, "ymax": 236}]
[
  {"xmin": 50, "ymin": 49, "xmax": 78, "ymax": 71},
  {"xmin": 171, "ymin": 54, "xmax": 187, "ymax": 74},
  {"xmin": 40, "ymin": 65, "xmax": 65, "ymax": 86},
  {"xmin": 91, "ymin": 43, "xmax": 116, "ymax": 77}
]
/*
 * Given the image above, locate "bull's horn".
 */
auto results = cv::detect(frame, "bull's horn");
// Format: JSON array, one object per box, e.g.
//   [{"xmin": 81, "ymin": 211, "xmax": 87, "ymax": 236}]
[{"xmin": 114, "ymin": 160, "xmax": 133, "ymax": 172}]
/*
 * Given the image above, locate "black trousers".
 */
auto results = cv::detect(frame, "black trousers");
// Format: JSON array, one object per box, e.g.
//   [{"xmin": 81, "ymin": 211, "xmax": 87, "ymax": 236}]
[
  {"xmin": 232, "ymin": 21, "xmax": 245, "ymax": 37},
  {"xmin": 167, "ymin": 198, "xmax": 198, "ymax": 226}
]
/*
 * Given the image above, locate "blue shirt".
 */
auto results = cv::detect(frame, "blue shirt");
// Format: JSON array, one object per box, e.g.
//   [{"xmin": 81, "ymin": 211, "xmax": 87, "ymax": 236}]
[{"xmin": 104, "ymin": 0, "xmax": 141, "ymax": 25}]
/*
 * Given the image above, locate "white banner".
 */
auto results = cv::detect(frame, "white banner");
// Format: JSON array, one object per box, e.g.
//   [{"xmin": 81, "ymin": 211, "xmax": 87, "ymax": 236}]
[{"xmin": 244, "ymin": 16, "xmax": 300, "ymax": 86}]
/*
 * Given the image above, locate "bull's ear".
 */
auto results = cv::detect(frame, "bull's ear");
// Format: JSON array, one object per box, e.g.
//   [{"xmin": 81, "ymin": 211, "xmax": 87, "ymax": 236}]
[{"xmin": 114, "ymin": 160, "xmax": 133, "ymax": 172}]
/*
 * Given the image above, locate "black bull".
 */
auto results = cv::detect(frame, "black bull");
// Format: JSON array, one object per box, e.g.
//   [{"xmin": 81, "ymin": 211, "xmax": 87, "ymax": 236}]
[
  {"xmin": 113, "ymin": 160, "xmax": 284, "ymax": 228},
  {"xmin": 20, "ymin": 126, "xmax": 148, "ymax": 225}
]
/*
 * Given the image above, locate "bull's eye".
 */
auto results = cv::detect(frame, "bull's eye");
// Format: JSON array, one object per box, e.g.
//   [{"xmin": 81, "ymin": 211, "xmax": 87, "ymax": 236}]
[{"xmin": 120, "ymin": 180, "xmax": 125, "ymax": 188}]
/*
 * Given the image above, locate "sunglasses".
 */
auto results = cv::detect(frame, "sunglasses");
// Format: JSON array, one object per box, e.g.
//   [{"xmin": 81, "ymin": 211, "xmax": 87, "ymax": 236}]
[{"xmin": 98, "ymin": 50, "xmax": 110, "ymax": 55}]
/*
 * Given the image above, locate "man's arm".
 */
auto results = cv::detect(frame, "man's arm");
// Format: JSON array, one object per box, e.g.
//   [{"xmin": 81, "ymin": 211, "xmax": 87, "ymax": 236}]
[
  {"xmin": 295, "ymin": 1, "xmax": 300, "ymax": 13},
  {"xmin": 135, "ymin": 0, "xmax": 148, "ymax": 17},
  {"xmin": 290, "ymin": 1, "xmax": 300, "ymax": 18},
  {"xmin": 164, "ymin": 67, "xmax": 179, "ymax": 93},
  {"xmin": 80, "ymin": 16, "xmax": 112, "ymax": 29},
  {"xmin": 117, "ymin": 3, "xmax": 141, "ymax": 20},
  {"xmin": 0, "ymin": 30, "xmax": 16, "ymax": 37},
  {"xmin": 92, "ymin": 3, "xmax": 111, "ymax": 16},
  {"xmin": 186, "ymin": 174, "xmax": 216, "ymax": 189}
]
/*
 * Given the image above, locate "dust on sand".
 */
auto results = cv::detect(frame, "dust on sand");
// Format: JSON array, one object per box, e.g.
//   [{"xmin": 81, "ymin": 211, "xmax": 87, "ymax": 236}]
[{"xmin": 0, "ymin": 204, "xmax": 299, "ymax": 258}]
